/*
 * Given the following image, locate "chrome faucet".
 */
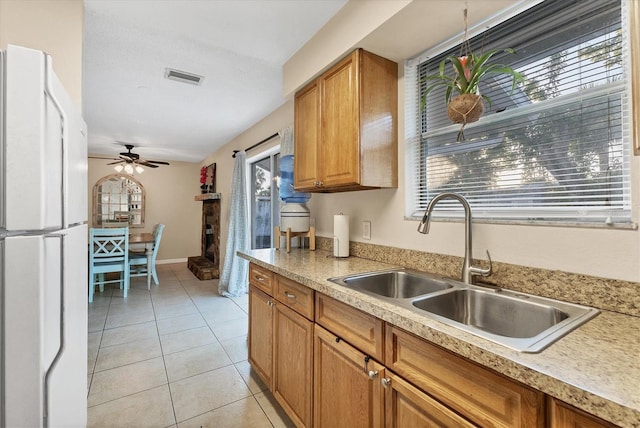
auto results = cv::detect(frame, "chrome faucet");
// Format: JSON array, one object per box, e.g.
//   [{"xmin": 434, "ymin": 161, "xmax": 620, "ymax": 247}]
[{"xmin": 418, "ymin": 192, "xmax": 492, "ymax": 284}]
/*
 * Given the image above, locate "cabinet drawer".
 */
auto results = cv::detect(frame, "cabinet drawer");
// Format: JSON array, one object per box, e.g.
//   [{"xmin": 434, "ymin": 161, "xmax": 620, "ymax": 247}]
[
  {"xmin": 385, "ymin": 325, "xmax": 544, "ymax": 428},
  {"xmin": 274, "ymin": 275, "xmax": 314, "ymax": 320},
  {"xmin": 315, "ymin": 294, "xmax": 384, "ymax": 361},
  {"xmin": 249, "ymin": 263, "xmax": 274, "ymax": 294}
]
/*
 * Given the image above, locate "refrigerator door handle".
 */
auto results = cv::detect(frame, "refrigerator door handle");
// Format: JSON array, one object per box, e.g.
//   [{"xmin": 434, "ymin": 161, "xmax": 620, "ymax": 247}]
[
  {"xmin": 42, "ymin": 233, "xmax": 65, "ymax": 428},
  {"xmin": 43, "ymin": 54, "xmax": 68, "ymax": 228}
]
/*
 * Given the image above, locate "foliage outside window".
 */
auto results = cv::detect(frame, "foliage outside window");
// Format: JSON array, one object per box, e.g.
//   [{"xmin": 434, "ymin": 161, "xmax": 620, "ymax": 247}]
[
  {"xmin": 250, "ymin": 152, "xmax": 280, "ymax": 249},
  {"xmin": 405, "ymin": 0, "xmax": 631, "ymax": 225}
]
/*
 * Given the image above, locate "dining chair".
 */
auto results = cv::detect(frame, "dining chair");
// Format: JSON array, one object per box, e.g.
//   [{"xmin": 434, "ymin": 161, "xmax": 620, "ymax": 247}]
[
  {"xmin": 89, "ymin": 227, "xmax": 129, "ymax": 302},
  {"xmin": 129, "ymin": 224, "xmax": 165, "ymax": 288}
]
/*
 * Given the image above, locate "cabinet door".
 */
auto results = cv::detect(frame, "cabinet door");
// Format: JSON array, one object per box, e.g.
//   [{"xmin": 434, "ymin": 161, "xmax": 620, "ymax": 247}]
[
  {"xmin": 385, "ymin": 325, "xmax": 544, "ymax": 427},
  {"xmin": 294, "ymin": 80, "xmax": 320, "ymax": 190},
  {"xmin": 548, "ymin": 397, "xmax": 618, "ymax": 428},
  {"xmin": 319, "ymin": 51, "xmax": 360, "ymax": 187},
  {"xmin": 248, "ymin": 286, "xmax": 273, "ymax": 389},
  {"xmin": 314, "ymin": 325, "xmax": 384, "ymax": 428},
  {"xmin": 384, "ymin": 372, "xmax": 477, "ymax": 428},
  {"xmin": 273, "ymin": 303, "xmax": 314, "ymax": 428}
]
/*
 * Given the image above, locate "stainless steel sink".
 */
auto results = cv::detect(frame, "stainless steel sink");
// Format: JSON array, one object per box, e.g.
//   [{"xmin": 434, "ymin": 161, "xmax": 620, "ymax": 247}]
[
  {"xmin": 329, "ymin": 269, "xmax": 455, "ymax": 299},
  {"xmin": 413, "ymin": 289, "xmax": 570, "ymax": 338},
  {"xmin": 329, "ymin": 269, "xmax": 599, "ymax": 353}
]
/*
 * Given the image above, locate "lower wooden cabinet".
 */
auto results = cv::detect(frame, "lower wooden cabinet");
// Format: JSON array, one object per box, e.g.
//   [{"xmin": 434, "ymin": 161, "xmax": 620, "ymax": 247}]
[
  {"xmin": 548, "ymin": 397, "xmax": 618, "ymax": 428},
  {"xmin": 273, "ymin": 302, "xmax": 313, "ymax": 428},
  {"xmin": 314, "ymin": 325, "xmax": 385, "ymax": 428},
  {"xmin": 384, "ymin": 372, "xmax": 476, "ymax": 428},
  {"xmin": 248, "ymin": 264, "xmax": 616, "ymax": 428},
  {"xmin": 248, "ymin": 285, "xmax": 273, "ymax": 389}
]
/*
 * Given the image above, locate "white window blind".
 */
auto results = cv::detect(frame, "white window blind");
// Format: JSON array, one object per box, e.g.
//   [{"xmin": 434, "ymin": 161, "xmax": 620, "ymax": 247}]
[{"xmin": 405, "ymin": 0, "xmax": 631, "ymax": 225}]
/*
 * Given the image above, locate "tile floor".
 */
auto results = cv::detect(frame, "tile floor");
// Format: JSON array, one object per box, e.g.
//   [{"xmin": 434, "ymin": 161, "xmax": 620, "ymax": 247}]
[{"xmin": 88, "ymin": 262, "xmax": 294, "ymax": 428}]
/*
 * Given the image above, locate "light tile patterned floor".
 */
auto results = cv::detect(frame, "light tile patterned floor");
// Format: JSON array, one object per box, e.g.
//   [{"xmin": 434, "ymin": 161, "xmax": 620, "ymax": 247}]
[{"xmin": 88, "ymin": 263, "xmax": 294, "ymax": 428}]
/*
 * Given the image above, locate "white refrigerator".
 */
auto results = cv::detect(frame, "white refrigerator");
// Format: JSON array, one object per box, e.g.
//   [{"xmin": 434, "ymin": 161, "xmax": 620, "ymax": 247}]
[{"xmin": 0, "ymin": 45, "xmax": 88, "ymax": 427}]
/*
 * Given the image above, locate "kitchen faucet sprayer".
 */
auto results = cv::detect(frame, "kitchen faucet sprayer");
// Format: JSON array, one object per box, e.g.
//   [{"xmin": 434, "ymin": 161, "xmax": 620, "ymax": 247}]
[{"xmin": 418, "ymin": 192, "xmax": 492, "ymax": 284}]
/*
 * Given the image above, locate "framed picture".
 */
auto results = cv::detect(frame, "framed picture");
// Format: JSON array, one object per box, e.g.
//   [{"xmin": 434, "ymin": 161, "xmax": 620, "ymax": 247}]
[{"xmin": 207, "ymin": 163, "xmax": 216, "ymax": 193}]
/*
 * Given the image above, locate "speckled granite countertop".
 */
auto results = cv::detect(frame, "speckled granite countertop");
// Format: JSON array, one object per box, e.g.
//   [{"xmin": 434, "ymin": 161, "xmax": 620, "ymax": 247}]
[{"xmin": 239, "ymin": 248, "xmax": 640, "ymax": 428}]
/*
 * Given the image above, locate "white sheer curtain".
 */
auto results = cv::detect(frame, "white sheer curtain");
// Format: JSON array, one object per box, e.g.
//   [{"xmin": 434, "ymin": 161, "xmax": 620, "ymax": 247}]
[{"xmin": 219, "ymin": 150, "xmax": 249, "ymax": 297}]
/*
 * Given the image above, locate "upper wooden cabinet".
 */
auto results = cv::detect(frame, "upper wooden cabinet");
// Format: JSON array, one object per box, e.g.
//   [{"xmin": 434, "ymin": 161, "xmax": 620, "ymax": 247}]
[{"xmin": 294, "ymin": 49, "xmax": 398, "ymax": 192}]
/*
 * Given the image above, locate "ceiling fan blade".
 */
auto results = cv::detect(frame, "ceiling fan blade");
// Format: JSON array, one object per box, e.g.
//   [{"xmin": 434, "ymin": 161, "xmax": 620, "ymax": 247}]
[
  {"xmin": 106, "ymin": 160, "xmax": 124, "ymax": 165},
  {"xmin": 137, "ymin": 160, "xmax": 159, "ymax": 168},
  {"xmin": 89, "ymin": 156, "xmax": 119, "ymax": 160},
  {"xmin": 119, "ymin": 154, "xmax": 136, "ymax": 161},
  {"xmin": 145, "ymin": 160, "xmax": 170, "ymax": 165}
]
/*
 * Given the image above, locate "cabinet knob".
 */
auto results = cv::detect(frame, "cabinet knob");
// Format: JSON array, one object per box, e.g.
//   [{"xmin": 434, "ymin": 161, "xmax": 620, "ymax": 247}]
[
  {"xmin": 368, "ymin": 370, "xmax": 379, "ymax": 380},
  {"xmin": 381, "ymin": 378, "xmax": 391, "ymax": 388},
  {"xmin": 284, "ymin": 291, "xmax": 296, "ymax": 299}
]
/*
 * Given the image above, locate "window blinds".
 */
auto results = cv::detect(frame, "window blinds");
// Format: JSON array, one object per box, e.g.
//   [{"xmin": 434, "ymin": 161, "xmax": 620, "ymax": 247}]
[{"xmin": 405, "ymin": 0, "xmax": 631, "ymax": 224}]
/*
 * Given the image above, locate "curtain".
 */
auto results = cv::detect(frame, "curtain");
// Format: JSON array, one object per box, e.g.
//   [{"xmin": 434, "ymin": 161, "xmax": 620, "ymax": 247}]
[
  {"xmin": 219, "ymin": 150, "xmax": 249, "ymax": 297},
  {"xmin": 279, "ymin": 125, "xmax": 294, "ymax": 156}
]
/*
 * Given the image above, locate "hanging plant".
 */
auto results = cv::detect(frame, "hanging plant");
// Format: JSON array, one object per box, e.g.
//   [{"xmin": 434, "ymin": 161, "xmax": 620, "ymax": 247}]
[{"xmin": 422, "ymin": 8, "xmax": 524, "ymax": 141}]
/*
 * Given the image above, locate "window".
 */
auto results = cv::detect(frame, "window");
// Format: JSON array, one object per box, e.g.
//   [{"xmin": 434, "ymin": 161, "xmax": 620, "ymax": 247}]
[
  {"xmin": 250, "ymin": 152, "xmax": 280, "ymax": 249},
  {"xmin": 405, "ymin": 0, "xmax": 631, "ymax": 225},
  {"xmin": 93, "ymin": 174, "xmax": 145, "ymax": 228}
]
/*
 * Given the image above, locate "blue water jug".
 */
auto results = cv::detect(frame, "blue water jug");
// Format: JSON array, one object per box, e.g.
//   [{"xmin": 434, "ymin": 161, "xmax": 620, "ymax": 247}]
[{"xmin": 279, "ymin": 155, "xmax": 311, "ymax": 203}]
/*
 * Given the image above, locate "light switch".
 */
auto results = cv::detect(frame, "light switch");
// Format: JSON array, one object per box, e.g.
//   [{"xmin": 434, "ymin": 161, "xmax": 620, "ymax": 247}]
[{"xmin": 363, "ymin": 221, "xmax": 371, "ymax": 240}]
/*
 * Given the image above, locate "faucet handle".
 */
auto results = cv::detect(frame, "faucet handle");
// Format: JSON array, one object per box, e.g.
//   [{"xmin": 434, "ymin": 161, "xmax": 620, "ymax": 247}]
[{"xmin": 470, "ymin": 250, "xmax": 492, "ymax": 278}]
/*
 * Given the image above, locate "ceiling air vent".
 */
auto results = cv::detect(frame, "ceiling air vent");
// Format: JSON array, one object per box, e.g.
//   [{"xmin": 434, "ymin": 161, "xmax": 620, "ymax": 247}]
[{"xmin": 164, "ymin": 68, "xmax": 204, "ymax": 86}]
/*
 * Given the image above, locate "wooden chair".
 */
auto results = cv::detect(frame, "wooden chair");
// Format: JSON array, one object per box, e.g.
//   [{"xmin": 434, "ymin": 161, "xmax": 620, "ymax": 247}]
[
  {"xmin": 129, "ymin": 224, "xmax": 165, "ymax": 288},
  {"xmin": 89, "ymin": 227, "xmax": 129, "ymax": 302}
]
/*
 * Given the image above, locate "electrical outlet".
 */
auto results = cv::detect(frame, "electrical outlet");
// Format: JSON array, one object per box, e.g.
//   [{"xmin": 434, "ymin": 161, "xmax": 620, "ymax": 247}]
[{"xmin": 363, "ymin": 221, "xmax": 371, "ymax": 240}]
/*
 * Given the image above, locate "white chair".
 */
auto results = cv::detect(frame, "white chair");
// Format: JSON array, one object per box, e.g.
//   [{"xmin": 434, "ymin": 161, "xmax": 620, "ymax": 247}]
[
  {"xmin": 89, "ymin": 227, "xmax": 129, "ymax": 302},
  {"xmin": 129, "ymin": 224, "xmax": 165, "ymax": 288}
]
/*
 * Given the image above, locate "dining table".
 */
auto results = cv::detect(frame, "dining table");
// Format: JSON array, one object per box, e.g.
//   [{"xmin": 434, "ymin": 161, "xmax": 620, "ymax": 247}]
[{"xmin": 129, "ymin": 232, "xmax": 154, "ymax": 290}]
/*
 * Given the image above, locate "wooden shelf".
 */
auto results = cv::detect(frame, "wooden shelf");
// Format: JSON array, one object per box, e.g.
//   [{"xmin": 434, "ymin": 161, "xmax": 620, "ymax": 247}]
[{"xmin": 194, "ymin": 193, "xmax": 221, "ymax": 201}]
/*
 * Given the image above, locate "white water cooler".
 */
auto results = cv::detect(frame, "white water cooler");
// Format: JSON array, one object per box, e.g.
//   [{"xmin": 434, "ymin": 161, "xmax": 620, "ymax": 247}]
[{"xmin": 280, "ymin": 203, "xmax": 310, "ymax": 232}]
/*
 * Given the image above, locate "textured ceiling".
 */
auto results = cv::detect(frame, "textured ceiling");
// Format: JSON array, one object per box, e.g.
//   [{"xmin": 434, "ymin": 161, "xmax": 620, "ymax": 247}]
[{"xmin": 83, "ymin": 0, "xmax": 346, "ymax": 163}]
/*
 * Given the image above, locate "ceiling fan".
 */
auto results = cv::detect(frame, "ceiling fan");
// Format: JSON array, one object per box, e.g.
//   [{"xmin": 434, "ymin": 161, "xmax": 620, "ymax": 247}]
[{"xmin": 90, "ymin": 144, "xmax": 170, "ymax": 174}]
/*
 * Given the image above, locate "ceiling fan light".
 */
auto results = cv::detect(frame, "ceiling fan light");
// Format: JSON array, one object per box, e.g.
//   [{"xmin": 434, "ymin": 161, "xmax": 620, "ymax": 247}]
[
  {"xmin": 135, "ymin": 165, "xmax": 145, "ymax": 174},
  {"xmin": 124, "ymin": 164, "xmax": 134, "ymax": 174},
  {"xmin": 114, "ymin": 164, "xmax": 124, "ymax": 173}
]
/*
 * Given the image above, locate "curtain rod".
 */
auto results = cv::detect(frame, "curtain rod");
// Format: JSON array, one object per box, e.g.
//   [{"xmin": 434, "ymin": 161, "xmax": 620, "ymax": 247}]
[{"xmin": 232, "ymin": 132, "xmax": 278, "ymax": 158}]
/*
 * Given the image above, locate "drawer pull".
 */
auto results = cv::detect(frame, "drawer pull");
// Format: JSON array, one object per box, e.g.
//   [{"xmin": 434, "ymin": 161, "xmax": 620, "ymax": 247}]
[
  {"xmin": 284, "ymin": 291, "xmax": 297, "ymax": 299},
  {"xmin": 256, "ymin": 276, "xmax": 265, "ymax": 282}
]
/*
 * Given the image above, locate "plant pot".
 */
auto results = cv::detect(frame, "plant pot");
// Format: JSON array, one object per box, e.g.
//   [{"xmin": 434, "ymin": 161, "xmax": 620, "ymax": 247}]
[{"xmin": 447, "ymin": 94, "xmax": 484, "ymax": 124}]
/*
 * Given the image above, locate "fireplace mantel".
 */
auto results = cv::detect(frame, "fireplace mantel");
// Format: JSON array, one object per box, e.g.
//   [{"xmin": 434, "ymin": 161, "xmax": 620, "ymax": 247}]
[{"xmin": 194, "ymin": 193, "xmax": 221, "ymax": 201}]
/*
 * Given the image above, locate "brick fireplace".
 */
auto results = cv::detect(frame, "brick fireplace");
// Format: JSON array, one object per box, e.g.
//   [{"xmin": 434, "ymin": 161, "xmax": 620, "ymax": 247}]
[{"xmin": 188, "ymin": 193, "xmax": 221, "ymax": 280}]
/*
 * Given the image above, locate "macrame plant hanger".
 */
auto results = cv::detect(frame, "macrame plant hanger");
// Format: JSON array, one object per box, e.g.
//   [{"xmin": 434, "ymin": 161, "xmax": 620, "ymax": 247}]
[{"xmin": 448, "ymin": 4, "xmax": 485, "ymax": 141}]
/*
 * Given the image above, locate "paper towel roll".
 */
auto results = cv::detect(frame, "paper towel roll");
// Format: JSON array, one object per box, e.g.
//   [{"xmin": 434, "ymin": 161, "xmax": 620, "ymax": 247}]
[{"xmin": 333, "ymin": 214, "xmax": 350, "ymax": 257}]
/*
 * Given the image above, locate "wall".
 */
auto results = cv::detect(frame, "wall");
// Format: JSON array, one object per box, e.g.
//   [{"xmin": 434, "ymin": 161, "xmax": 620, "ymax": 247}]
[
  {"xmin": 202, "ymin": 101, "xmax": 293, "ymax": 271},
  {"xmin": 0, "ymin": 0, "xmax": 84, "ymax": 108},
  {"xmin": 210, "ymin": 0, "xmax": 640, "ymax": 284},
  {"xmin": 88, "ymin": 159, "xmax": 202, "ymax": 262}
]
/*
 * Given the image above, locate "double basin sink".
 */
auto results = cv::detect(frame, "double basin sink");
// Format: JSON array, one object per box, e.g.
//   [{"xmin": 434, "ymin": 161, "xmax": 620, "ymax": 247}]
[{"xmin": 329, "ymin": 269, "xmax": 599, "ymax": 353}]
